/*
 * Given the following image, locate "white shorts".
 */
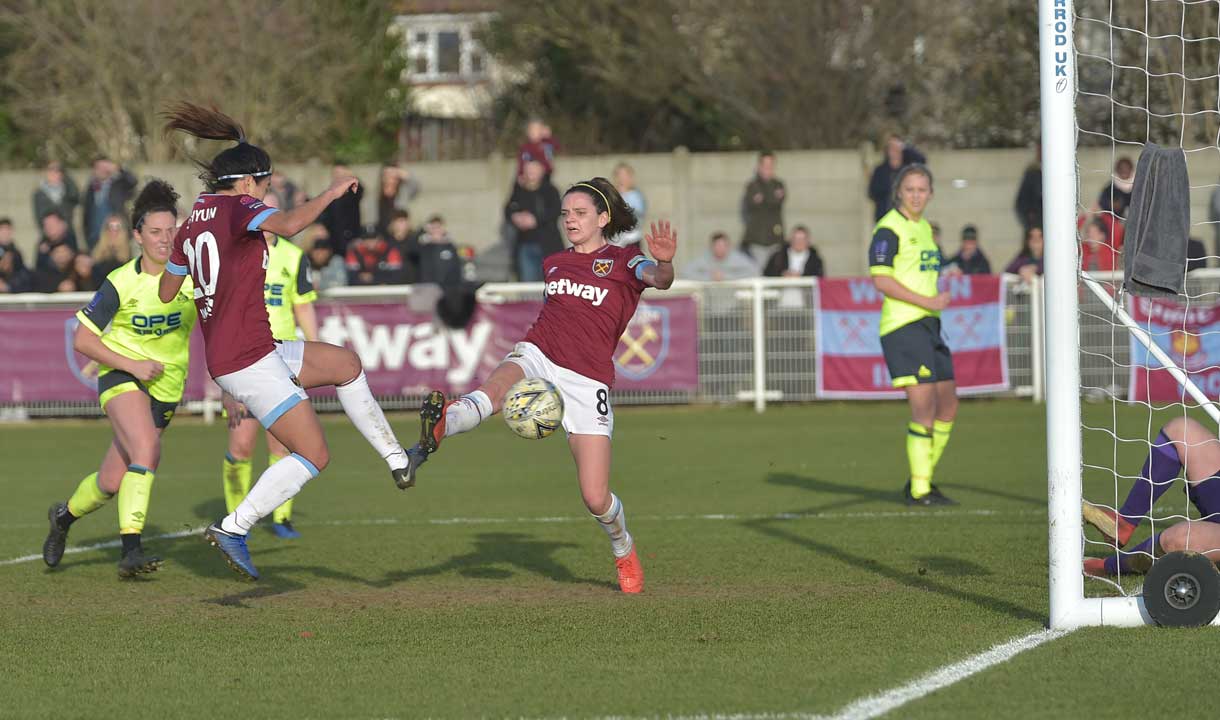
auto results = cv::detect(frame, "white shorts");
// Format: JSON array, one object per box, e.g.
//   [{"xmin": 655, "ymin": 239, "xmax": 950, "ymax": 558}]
[
  {"xmin": 504, "ymin": 342, "xmax": 613, "ymax": 437},
  {"xmin": 214, "ymin": 349, "xmax": 309, "ymax": 429},
  {"xmin": 275, "ymin": 339, "xmax": 305, "ymax": 376}
]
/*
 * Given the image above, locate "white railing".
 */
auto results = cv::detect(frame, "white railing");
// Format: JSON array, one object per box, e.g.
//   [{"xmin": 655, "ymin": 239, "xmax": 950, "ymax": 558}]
[{"xmin": 0, "ymin": 274, "xmax": 1050, "ymax": 418}]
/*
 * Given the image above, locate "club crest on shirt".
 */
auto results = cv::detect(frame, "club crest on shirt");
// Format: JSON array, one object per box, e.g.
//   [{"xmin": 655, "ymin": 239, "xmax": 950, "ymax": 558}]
[{"xmin": 592, "ymin": 258, "xmax": 614, "ymax": 277}]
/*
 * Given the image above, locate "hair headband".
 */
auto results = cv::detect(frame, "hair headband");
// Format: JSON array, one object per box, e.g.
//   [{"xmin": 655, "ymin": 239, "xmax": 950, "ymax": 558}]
[
  {"xmin": 217, "ymin": 169, "xmax": 272, "ymax": 181},
  {"xmin": 573, "ymin": 183, "xmax": 611, "ymax": 222}
]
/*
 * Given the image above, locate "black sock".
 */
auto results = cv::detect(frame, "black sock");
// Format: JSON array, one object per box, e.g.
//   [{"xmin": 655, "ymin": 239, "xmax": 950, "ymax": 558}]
[
  {"xmin": 55, "ymin": 504, "xmax": 78, "ymax": 530},
  {"xmin": 120, "ymin": 533, "xmax": 141, "ymax": 556}
]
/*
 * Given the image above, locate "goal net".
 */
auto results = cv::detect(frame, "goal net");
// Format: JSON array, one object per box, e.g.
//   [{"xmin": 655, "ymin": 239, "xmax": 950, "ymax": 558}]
[{"xmin": 1043, "ymin": 0, "xmax": 1220, "ymax": 627}]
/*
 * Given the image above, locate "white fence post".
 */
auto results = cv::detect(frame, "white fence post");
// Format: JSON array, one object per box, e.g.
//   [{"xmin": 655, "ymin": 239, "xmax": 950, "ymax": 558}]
[{"xmin": 752, "ymin": 278, "xmax": 767, "ymax": 413}]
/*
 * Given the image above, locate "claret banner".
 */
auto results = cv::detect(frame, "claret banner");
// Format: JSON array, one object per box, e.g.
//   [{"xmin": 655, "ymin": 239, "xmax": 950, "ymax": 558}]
[
  {"xmin": 815, "ymin": 275, "xmax": 1010, "ymax": 399},
  {"xmin": 1127, "ymin": 295, "xmax": 1220, "ymax": 405},
  {"xmin": 0, "ymin": 296, "xmax": 699, "ymax": 404}
]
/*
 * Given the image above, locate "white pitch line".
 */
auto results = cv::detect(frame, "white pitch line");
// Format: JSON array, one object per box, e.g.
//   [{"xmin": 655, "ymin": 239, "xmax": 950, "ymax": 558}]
[{"xmin": 0, "ymin": 507, "xmax": 1043, "ymax": 568}]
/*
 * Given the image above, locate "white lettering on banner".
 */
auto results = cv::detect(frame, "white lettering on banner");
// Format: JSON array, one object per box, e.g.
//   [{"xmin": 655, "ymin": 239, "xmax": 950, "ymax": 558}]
[
  {"xmin": 848, "ymin": 280, "xmax": 881, "ymax": 304},
  {"xmin": 319, "ymin": 315, "xmax": 493, "ymax": 383},
  {"xmin": 545, "ymin": 278, "xmax": 609, "ymax": 307}
]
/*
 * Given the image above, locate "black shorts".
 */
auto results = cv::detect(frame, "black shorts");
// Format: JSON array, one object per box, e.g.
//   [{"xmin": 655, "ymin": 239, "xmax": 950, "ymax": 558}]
[
  {"xmin": 97, "ymin": 370, "xmax": 179, "ymax": 429},
  {"xmin": 880, "ymin": 316, "xmax": 955, "ymax": 389}
]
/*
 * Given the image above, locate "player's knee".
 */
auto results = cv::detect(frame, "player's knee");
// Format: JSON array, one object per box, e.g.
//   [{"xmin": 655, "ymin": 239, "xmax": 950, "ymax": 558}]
[
  {"xmin": 96, "ymin": 470, "xmax": 122, "ymax": 495},
  {"xmin": 1160, "ymin": 524, "xmax": 1188, "ymax": 552},
  {"xmin": 303, "ymin": 445, "xmax": 330, "ymax": 473},
  {"xmin": 228, "ymin": 437, "xmax": 255, "ymax": 460},
  {"xmin": 128, "ymin": 439, "xmax": 161, "ymax": 470},
  {"xmin": 1163, "ymin": 416, "xmax": 1187, "ymax": 441},
  {"xmin": 581, "ymin": 487, "xmax": 611, "ymax": 515},
  {"xmin": 339, "ymin": 348, "xmax": 363, "ymax": 383}
]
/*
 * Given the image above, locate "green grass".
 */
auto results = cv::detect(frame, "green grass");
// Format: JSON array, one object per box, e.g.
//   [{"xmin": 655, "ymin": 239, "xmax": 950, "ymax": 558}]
[{"xmin": 0, "ymin": 401, "xmax": 1213, "ymax": 718}]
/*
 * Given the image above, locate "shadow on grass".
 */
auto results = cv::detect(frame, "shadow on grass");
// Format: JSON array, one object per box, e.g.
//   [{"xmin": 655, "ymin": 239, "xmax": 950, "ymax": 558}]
[
  {"xmin": 191, "ymin": 499, "xmax": 228, "ymax": 522},
  {"xmin": 742, "ymin": 518, "xmax": 1042, "ymax": 624},
  {"xmin": 766, "ymin": 472, "xmax": 906, "ymax": 510},
  {"xmin": 374, "ymin": 532, "xmax": 614, "ymax": 590},
  {"xmin": 936, "ymin": 482, "xmax": 1045, "ymax": 508}
]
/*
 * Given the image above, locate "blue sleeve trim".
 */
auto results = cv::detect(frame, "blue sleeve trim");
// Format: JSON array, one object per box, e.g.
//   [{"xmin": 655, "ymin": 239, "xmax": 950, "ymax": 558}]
[
  {"xmin": 634, "ymin": 260, "xmax": 657, "ymax": 281},
  {"xmin": 290, "ymin": 452, "xmax": 320, "ymax": 478},
  {"xmin": 247, "ymin": 207, "xmax": 279, "ymax": 232},
  {"xmin": 259, "ymin": 393, "xmax": 304, "ymax": 429},
  {"xmin": 166, "ymin": 261, "xmax": 190, "ymax": 276}
]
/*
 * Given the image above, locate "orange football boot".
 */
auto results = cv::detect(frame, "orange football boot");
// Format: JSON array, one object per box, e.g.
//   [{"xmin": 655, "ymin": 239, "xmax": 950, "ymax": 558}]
[
  {"xmin": 1082, "ymin": 502, "xmax": 1137, "ymax": 548},
  {"xmin": 615, "ymin": 547, "xmax": 645, "ymax": 593},
  {"xmin": 1083, "ymin": 557, "xmax": 1109, "ymax": 577}
]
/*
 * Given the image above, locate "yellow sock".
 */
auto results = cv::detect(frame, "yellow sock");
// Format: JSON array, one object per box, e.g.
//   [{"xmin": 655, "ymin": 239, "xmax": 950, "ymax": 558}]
[
  {"xmin": 222, "ymin": 454, "xmax": 252, "ymax": 515},
  {"xmin": 66, "ymin": 472, "xmax": 112, "ymax": 518},
  {"xmin": 907, "ymin": 422, "xmax": 933, "ymax": 497},
  {"xmin": 117, "ymin": 465, "xmax": 154, "ymax": 535},
  {"xmin": 931, "ymin": 420, "xmax": 954, "ymax": 473},
  {"xmin": 268, "ymin": 453, "xmax": 294, "ymax": 523}
]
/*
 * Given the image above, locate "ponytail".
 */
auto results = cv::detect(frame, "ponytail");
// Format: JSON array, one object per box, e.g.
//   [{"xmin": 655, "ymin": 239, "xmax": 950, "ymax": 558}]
[{"xmin": 162, "ymin": 102, "xmax": 271, "ymax": 192}]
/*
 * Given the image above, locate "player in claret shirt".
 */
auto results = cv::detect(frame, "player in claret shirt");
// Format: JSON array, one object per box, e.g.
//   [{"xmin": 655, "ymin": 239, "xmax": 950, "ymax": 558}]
[
  {"xmin": 158, "ymin": 103, "xmax": 412, "ymax": 580},
  {"xmin": 402, "ymin": 176, "xmax": 677, "ymax": 593}
]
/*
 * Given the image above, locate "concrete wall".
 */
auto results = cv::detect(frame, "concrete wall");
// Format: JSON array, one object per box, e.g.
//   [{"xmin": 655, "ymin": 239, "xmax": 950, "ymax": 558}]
[{"xmin": 9, "ymin": 147, "xmax": 1219, "ymax": 276}]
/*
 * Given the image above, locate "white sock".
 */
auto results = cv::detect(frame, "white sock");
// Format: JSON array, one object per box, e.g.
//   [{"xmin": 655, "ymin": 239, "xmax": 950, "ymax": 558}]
[
  {"xmin": 221, "ymin": 454, "xmax": 317, "ymax": 534},
  {"xmin": 336, "ymin": 371, "xmax": 407, "ymax": 470},
  {"xmin": 444, "ymin": 390, "xmax": 492, "ymax": 437},
  {"xmin": 593, "ymin": 493, "xmax": 633, "ymax": 558}
]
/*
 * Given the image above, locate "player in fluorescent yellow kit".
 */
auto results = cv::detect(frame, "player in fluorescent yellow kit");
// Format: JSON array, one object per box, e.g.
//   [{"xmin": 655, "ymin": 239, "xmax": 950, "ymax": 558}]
[
  {"xmin": 867, "ymin": 164, "xmax": 958, "ymax": 506},
  {"xmin": 221, "ymin": 191, "xmax": 319, "ymax": 539},
  {"xmin": 42, "ymin": 180, "xmax": 196, "ymax": 576}
]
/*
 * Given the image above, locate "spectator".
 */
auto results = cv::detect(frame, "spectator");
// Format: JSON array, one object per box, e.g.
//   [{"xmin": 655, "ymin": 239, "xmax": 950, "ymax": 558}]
[
  {"xmin": 1080, "ymin": 217, "xmax": 1118, "ymax": 272},
  {"xmin": 35, "ymin": 211, "xmax": 78, "ymax": 272},
  {"xmin": 319, "ymin": 162, "xmax": 364, "ymax": 255},
  {"xmin": 516, "ymin": 118, "xmax": 559, "ymax": 177},
  {"xmin": 763, "ymin": 225, "xmax": 824, "ymax": 278},
  {"xmin": 376, "ymin": 164, "xmax": 421, "ymax": 232},
  {"xmin": 930, "ymin": 222, "xmax": 944, "ymax": 254},
  {"xmin": 1005, "ymin": 226, "xmax": 1045, "ymax": 283},
  {"xmin": 91, "ymin": 214, "xmax": 132, "ymax": 279},
  {"xmin": 612, "ymin": 162, "xmax": 646, "ymax": 247},
  {"xmin": 1210, "ymin": 176, "xmax": 1220, "ymax": 258},
  {"xmin": 385, "ymin": 209, "xmax": 421, "ymax": 283},
  {"xmin": 868, "ymin": 134, "xmax": 927, "ymax": 221},
  {"xmin": 416, "ymin": 214, "xmax": 464, "ymax": 286},
  {"xmin": 268, "ymin": 171, "xmax": 303, "ymax": 211},
  {"xmin": 344, "ymin": 223, "xmax": 402, "ymax": 286},
  {"xmin": 34, "ymin": 243, "xmax": 76, "ymax": 293},
  {"xmin": 1015, "ymin": 142, "xmax": 1043, "ymax": 232},
  {"xmin": 741, "ymin": 151, "xmax": 786, "ymax": 259},
  {"xmin": 33, "ymin": 160, "xmax": 80, "ymax": 227},
  {"xmin": 1188, "ymin": 236, "xmax": 1208, "ymax": 273},
  {"xmin": 305, "ymin": 225, "xmax": 346, "ymax": 292},
  {"xmin": 82, "ymin": 157, "xmax": 136, "ymax": 250},
  {"xmin": 504, "ymin": 159, "xmax": 562, "ymax": 282},
  {"xmin": 65, "ymin": 252, "xmax": 100, "ymax": 292},
  {"xmin": 0, "ymin": 217, "xmax": 15, "ymax": 251},
  {"xmin": 686, "ymin": 231, "xmax": 757, "ymax": 282},
  {"xmin": 0, "ymin": 245, "xmax": 33, "ymax": 294},
  {"xmin": 1099, "ymin": 156, "xmax": 1135, "ymax": 220},
  {"xmin": 944, "ymin": 224, "xmax": 992, "ymax": 275}
]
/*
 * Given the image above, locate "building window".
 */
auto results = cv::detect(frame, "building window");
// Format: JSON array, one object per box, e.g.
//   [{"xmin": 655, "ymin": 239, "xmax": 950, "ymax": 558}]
[{"xmin": 398, "ymin": 13, "xmax": 493, "ymax": 83}]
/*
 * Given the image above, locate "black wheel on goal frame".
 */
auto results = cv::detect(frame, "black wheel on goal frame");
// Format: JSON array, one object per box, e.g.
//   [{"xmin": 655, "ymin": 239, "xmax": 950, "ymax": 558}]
[{"xmin": 1143, "ymin": 551, "xmax": 1220, "ymax": 628}]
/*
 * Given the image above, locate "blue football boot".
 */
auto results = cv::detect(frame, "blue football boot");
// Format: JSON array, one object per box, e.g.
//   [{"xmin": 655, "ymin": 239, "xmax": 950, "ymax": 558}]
[{"xmin": 204, "ymin": 522, "xmax": 259, "ymax": 580}]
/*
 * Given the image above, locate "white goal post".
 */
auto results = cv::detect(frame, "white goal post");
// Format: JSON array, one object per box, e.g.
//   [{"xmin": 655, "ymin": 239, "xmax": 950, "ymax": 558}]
[{"xmin": 1041, "ymin": 0, "xmax": 1220, "ymax": 628}]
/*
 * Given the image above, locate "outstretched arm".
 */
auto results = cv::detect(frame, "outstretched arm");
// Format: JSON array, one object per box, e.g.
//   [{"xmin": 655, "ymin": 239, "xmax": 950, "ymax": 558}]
[
  {"xmin": 260, "ymin": 176, "xmax": 360, "ymax": 239},
  {"xmin": 641, "ymin": 221, "xmax": 677, "ymax": 289}
]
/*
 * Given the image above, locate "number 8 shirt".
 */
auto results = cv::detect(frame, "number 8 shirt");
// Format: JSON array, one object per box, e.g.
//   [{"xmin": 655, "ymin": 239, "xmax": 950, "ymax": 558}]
[{"xmin": 166, "ymin": 194, "xmax": 280, "ymax": 377}]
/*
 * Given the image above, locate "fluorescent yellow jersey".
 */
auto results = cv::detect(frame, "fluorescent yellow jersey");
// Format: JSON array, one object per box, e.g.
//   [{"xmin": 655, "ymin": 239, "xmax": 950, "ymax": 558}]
[
  {"xmin": 264, "ymin": 236, "xmax": 317, "ymax": 341},
  {"xmin": 76, "ymin": 257, "xmax": 198, "ymax": 402},
  {"xmin": 867, "ymin": 208, "xmax": 941, "ymax": 336}
]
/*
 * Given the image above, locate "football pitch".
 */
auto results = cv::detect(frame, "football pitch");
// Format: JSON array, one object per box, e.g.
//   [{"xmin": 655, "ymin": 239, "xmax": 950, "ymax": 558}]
[{"xmin": 1, "ymin": 401, "xmax": 1216, "ymax": 718}]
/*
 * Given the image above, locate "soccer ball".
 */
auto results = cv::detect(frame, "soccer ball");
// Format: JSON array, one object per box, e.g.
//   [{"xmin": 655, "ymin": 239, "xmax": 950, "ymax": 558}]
[{"xmin": 503, "ymin": 377, "xmax": 564, "ymax": 439}]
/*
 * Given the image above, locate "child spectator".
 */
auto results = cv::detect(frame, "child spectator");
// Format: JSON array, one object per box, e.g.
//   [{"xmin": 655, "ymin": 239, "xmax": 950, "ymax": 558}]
[
  {"xmin": 1006, "ymin": 226, "xmax": 1045, "ymax": 283},
  {"xmin": 0, "ymin": 245, "xmax": 33, "ymax": 294},
  {"xmin": 305, "ymin": 225, "xmax": 346, "ymax": 292},
  {"xmin": 516, "ymin": 118, "xmax": 559, "ymax": 177},
  {"xmin": 944, "ymin": 225, "xmax": 991, "ymax": 275},
  {"xmin": 344, "ymin": 223, "xmax": 402, "ymax": 286}
]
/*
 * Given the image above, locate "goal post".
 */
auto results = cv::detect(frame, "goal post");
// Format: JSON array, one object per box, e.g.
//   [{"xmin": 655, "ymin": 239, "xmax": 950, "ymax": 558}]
[{"xmin": 1040, "ymin": 0, "xmax": 1220, "ymax": 628}]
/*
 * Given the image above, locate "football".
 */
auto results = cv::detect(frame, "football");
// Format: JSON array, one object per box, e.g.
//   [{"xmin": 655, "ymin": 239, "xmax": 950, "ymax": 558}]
[{"xmin": 503, "ymin": 377, "xmax": 564, "ymax": 439}]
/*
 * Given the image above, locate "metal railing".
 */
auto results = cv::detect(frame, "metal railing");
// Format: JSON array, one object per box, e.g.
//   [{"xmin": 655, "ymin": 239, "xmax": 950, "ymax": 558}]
[{"xmin": 0, "ymin": 275, "xmax": 1046, "ymax": 419}]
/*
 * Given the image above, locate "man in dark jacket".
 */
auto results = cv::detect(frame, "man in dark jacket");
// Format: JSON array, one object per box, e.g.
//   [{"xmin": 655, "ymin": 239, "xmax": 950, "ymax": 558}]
[
  {"xmin": 81, "ymin": 157, "xmax": 136, "ymax": 250},
  {"xmin": 1015, "ymin": 143, "xmax": 1043, "ymax": 232},
  {"xmin": 763, "ymin": 225, "xmax": 824, "ymax": 278},
  {"xmin": 944, "ymin": 225, "xmax": 992, "ymax": 275},
  {"xmin": 33, "ymin": 161, "xmax": 80, "ymax": 228},
  {"xmin": 504, "ymin": 160, "xmax": 562, "ymax": 281},
  {"xmin": 415, "ymin": 215, "xmax": 465, "ymax": 287},
  {"xmin": 868, "ymin": 134, "xmax": 927, "ymax": 221},
  {"xmin": 319, "ymin": 162, "xmax": 364, "ymax": 256},
  {"xmin": 35, "ymin": 211, "xmax": 78, "ymax": 273},
  {"xmin": 741, "ymin": 151, "xmax": 786, "ymax": 259}
]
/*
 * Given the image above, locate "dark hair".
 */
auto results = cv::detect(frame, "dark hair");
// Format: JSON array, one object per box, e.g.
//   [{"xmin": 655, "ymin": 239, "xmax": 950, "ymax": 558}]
[
  {"xmin": 758, "ymin": 151, "xmax": 775, "ymax": 161},
  {"xmin": 427, "ymin": 214, "xmax": 445, "ymax": 225},
  {"xmin": 41, "ymin": 210, "xmax": 66, "ymax": 223},
  {"xmin": 162, "ymin": 102, "xmax": 271, "ymax": 192},
  {"xmin": 131, "ymin": 179, "xmax": 180, "ymax": 230},
  {"xmin": 564, "ymin": 176, "xmax": 638, "ymax": 240},
  {"xmin": 0, "ymin": 217, "xmax": 11, "ymax": 228},
  {"xmin": 709, "ymin": 231, "xmax": 729, "ymax": 244},
  {"xmin": 891, "ymin": 163, "xmax": 934, "ymax": 208},
  {"xmin": 1020, "ymin": 225, "xmax": 1044, "ymax": 257},
  {"xmin": 390, "ymin": 209, "xmax": 410, "ymax": 222}
]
